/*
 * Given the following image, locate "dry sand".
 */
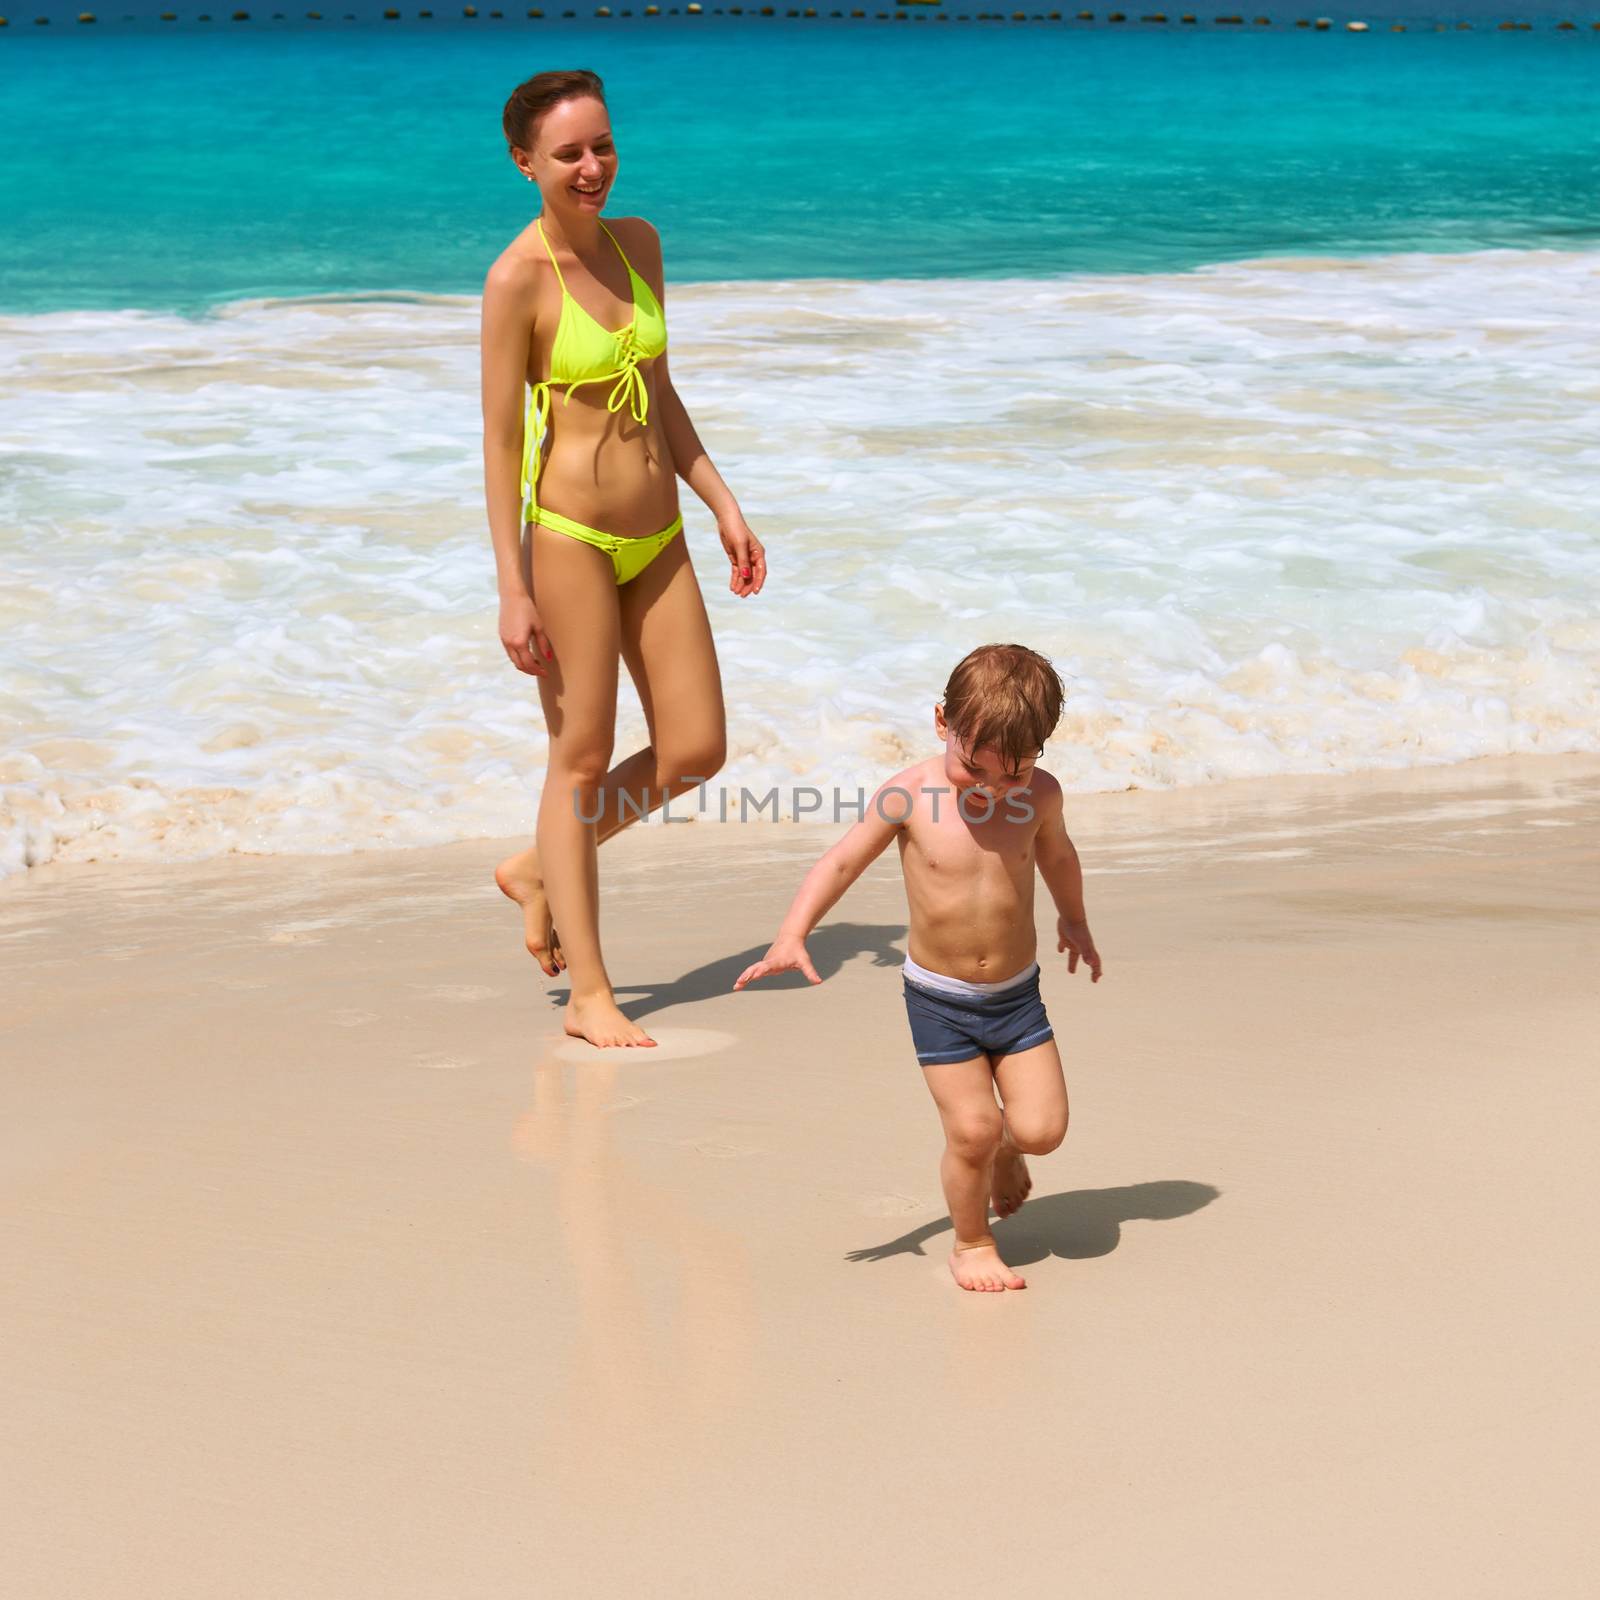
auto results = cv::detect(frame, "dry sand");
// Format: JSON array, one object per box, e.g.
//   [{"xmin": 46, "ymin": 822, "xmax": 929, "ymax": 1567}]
[{"xmin": 3, "ymin": 755, "xmax": 1598, "ymax": 1599}]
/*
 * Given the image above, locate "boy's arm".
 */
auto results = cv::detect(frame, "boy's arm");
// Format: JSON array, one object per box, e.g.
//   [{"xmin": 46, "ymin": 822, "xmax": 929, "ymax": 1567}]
[
  {"xmin": 1033, "ymin": 778, "xmax": 1103, "ymax": 982},
  {"xmin": 733, "ymin": 785, "xmax": 908, "ymax": 989}
]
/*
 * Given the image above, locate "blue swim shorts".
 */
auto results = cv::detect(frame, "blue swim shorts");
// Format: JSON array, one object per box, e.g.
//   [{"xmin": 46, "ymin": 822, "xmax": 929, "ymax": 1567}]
[{"xmin": 901, "ymin": 958, "xmax": 1055, "ymax": 1067}]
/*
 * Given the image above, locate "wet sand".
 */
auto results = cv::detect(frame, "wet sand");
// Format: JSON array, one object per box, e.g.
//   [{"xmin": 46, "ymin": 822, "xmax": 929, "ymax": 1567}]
[{"xmin": 3, "ymin": 755, "xmax": 1597, "ymax": 1598}]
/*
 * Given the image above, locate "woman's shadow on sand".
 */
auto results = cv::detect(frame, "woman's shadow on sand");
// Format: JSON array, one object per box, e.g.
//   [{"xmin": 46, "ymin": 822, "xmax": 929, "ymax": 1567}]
[
  {"xmin": 550, "ymin": 920, "xmax": 910, "ymax": 1021},
  {"xmin": 847, "ymin": 1180, "xmax": 1220, "ymax": 1269}
]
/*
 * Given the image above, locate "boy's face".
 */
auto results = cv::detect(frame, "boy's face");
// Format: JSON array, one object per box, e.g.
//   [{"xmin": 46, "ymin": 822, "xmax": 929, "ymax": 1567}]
[{"xmin": 935, "ymin": 705, "xmax": 1038, "ymax": 797}]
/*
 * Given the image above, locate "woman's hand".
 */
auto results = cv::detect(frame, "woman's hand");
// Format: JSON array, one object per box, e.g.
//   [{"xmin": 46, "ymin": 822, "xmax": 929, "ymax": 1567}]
[
  {"xmin": 499, "ymin": 589, "xmax": 553, "ymax": 676},
  {"xmin": 716, "ymin": 509, "xmax": 767, "ymax": 598}
]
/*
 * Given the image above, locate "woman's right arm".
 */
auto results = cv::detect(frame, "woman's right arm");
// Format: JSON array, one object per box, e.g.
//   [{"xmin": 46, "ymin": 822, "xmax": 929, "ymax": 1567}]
[{"xmin": 480, "ymin": 257, "xmax": 551, "ymax": 675}]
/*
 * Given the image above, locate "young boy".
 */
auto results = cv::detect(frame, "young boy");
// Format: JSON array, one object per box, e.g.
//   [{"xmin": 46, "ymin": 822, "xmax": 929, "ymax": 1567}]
[{"xmin": 734, "ymin": 644, "xmax": 1102, "ymax": 1293}]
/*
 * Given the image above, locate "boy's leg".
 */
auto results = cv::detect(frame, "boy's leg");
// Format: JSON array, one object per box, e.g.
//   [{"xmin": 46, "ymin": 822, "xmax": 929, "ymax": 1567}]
[
  {"xmin": 990, "ymin": 1039, "xmax": 1070, "ymax": 1219},
  {"xmin": 921, "ymin": 1056, "xmax": 1028, "ymax": 1292}
]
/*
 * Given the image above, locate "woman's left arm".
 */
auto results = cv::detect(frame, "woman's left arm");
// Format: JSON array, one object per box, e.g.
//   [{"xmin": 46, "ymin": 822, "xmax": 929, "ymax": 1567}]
[{"xmin": 630, "ymin": 220, "xmax": 766, "ymax": 598}]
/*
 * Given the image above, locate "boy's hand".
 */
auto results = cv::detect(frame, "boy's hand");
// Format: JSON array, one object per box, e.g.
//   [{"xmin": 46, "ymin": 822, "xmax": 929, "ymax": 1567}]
[
  {"xmin": 1057, "ymin": 917, "xmax": 1103, "ymax": 982},
  {"xmin": 733, "ymin": 937, "xmax": 821, "ymax": 990}
]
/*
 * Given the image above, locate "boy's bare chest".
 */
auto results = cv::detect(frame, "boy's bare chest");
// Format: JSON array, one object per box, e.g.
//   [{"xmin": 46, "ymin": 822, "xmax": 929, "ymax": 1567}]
[{"xmin": 901, "ymin": 810, "xmax": 1036, "ymax": 881}]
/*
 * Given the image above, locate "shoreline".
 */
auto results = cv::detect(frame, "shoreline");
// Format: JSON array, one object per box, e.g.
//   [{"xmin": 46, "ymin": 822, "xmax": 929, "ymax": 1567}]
[{"xmin": 7, "ymin": 749, "xmax": 1600, "ymax": 883}]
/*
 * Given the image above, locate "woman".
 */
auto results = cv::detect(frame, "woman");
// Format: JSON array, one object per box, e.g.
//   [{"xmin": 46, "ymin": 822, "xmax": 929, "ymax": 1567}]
[{"xmin": 481, "ymin": 69, "xmax": 765, "ymax": 1049}]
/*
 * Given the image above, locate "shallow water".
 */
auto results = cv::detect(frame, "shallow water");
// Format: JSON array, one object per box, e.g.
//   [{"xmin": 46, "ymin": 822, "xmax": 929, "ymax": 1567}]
[{"xmin": 4, "ymin": 247, "xmax": 1596, "ymax": 871}]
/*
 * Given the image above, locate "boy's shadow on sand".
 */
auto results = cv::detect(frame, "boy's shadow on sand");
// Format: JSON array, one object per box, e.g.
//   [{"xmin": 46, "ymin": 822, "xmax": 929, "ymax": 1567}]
[
  {"xmin": 847, "ymin": 1181, "xmax": 1221, "ymax": 1269},
  {"xmin": 550, "ymin": 921, "xmax": 909, "ymax": 1022}
]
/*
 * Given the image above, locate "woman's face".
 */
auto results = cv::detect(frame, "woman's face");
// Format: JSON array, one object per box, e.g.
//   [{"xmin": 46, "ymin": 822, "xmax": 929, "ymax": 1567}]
[{"xmin": 523, "ymin": 96, "xmax": 618, "ymax": 218}]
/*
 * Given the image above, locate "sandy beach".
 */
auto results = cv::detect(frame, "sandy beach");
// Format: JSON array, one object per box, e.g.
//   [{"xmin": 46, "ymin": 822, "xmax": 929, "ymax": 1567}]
[{"xmin": 3, "ymin": 753, "xmax": 1597, "ymax": 1598}]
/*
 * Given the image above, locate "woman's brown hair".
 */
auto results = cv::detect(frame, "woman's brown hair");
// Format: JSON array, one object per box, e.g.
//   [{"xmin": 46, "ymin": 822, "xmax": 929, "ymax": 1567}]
[{"xmin": 502, "ymin": 69, "xmax": 607, "ymax": 154}]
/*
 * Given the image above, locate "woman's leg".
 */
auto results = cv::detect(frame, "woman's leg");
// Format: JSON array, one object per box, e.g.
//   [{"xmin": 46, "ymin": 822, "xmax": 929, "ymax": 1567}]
[
  {"xmin": 497, "ymin": 532, "xmax": 726, "ymax": 970},
  {"xmin": 616, "ymin": 532, "xmax": 727, "ymax": 801},
  {"xmin": 513, "ymin": 523, "xmax": 655, "ymax": 1049}
]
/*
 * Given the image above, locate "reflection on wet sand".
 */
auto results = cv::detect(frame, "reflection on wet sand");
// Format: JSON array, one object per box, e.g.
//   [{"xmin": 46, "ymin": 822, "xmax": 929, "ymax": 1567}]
[{"xmin": 517, "ymin": 1051, "xmax": 756, "ymax": 1509}]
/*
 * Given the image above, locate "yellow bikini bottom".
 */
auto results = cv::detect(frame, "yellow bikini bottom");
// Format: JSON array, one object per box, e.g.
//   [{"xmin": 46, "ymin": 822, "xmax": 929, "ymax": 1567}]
[{"xmin": 529, "ymin": 506, "xmax": 684, "ymax": 587}]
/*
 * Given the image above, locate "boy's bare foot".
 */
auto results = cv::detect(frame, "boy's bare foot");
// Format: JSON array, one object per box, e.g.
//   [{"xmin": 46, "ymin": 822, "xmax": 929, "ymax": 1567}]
[
  {"xmin": 991, "ymin": 1142, "xmax": 1033, "ymax": 1220},
  {"xmin": 949, "ymin": 1241, "xmax": 1027, "ymax": 1292},
  {"xmin": 494, "ymin": 848, "xmax": 564, "ymax": 976},
  {"xmin": 565, "ymin": 993, "xmax": 657, "ymax": 1049}
]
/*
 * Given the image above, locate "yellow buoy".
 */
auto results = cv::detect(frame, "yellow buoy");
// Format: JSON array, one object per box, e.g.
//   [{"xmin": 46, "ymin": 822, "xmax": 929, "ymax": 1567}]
[{"xmin": 1346, "ymin": 18, "xmax": 1366, "ymax": 29}]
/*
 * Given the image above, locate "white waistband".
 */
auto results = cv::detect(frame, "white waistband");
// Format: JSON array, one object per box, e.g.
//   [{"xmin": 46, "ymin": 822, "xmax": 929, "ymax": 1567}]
[{"xmin": 902, "ymin": 954, "xmax": 1039, "ymax": 1000}]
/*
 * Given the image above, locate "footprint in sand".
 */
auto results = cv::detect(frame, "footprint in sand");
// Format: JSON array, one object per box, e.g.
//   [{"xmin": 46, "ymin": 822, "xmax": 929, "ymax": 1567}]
[
  {"xmin": 416, "ymin": 984, "xmax": 503, "ymax": 1002},
  {"xmin": 860, "ymin": 1193, "xmax": 932, "ymax": 1218},
  {"xmin": 414, "ymin": 1053, "xmax": 478, "ymax": 1071},
  {"xmin": 331, "ymin": 1008, "xmax": 378, "ymax": 1028}
]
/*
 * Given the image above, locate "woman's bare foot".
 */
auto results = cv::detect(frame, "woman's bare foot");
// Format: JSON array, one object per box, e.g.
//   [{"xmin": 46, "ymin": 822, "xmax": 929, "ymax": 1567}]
[
  {"xmin": 991, "ymin": 1141, "xmax": 1033, "ymax": 1219},
  {"xmin": 494, "ymin": 847, "xmax": 565, "ymax": 976},
  {"xmin": 565, "ymin": 992, "xmax": 657, "ymax": 1049},
  {"xmin": 948, "ymin": 1240, "xmax": 1027, "ymax": 1292}
]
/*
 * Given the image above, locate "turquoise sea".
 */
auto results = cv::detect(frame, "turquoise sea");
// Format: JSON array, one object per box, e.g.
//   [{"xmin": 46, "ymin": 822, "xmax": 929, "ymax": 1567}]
[
  {"xmin": 2, "ymin": 28, "xmax": 1599, "ymax": 309},
  {"xmin": 2, "ymin": 27, "xmax": 1598, "ymax": 870}
]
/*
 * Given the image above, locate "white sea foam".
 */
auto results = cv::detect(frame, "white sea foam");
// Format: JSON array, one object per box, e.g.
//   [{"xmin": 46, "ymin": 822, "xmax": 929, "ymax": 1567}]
[{"xmin": 2, "ymin": 248, "xmax": 1598, "ymax": 873}]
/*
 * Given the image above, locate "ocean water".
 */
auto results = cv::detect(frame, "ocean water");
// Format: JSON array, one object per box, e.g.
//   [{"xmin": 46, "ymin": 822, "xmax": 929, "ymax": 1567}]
[
  {"xmin": 4, "ymin": 29, "xmax": 1600, "ymax": 308},
  {"xmin": 2, "ymin": 31, "xmax": 1599, "ymax": 871}
]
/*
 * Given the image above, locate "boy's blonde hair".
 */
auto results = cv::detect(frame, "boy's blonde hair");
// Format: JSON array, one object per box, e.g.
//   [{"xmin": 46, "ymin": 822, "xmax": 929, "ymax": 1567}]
[{"xmin": 942, "ymin": 644, "xmax": 1065, "ymax": 769}]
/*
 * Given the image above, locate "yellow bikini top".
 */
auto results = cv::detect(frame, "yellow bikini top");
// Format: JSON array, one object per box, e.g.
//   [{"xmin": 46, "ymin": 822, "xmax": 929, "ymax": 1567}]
[{"xmin": 522, "ymin": 218, "xmax": 668, "ymax": 521}]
